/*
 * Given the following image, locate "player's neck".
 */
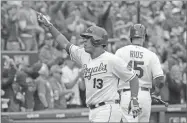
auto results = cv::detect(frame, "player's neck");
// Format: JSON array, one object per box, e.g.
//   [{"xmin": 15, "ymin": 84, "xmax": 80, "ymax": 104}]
[
  {"xmin": 134, "ymin": 44, "xmax": 142, "ymax": 47},
  {"xmin": 90, "ymin": 49, "xmax": 105, "ymax": 59}
]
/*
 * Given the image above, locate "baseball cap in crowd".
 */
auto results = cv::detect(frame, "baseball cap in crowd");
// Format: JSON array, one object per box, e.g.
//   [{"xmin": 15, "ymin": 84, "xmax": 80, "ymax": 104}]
[{"xmin": 80, "ymin": 26, "xmax": 108, "ymax": 41}]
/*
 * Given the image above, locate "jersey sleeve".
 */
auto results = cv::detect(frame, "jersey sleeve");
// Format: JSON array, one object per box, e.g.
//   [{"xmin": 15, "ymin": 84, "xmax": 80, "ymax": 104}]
[
  {"xmin": 68, "ymin": 44, "xmax": 84, "ymax": 66},
  {"xmin": 111, "ymin": 56, "xmax": 136, "ymax": 82},
  {"xmin": 151, "ymin": 54, "xmax": 164, "ymax": 79},
  {"xmin": 115, "ymin": 49, "xmax": 122, "ymax": 58},
  {"xmin": 115, "ymin": 47, "xmax": 129, "ymax": 62}
]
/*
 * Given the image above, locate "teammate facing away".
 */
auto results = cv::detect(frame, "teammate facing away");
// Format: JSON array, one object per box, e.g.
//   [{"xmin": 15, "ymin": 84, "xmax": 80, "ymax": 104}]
[
  {"xmin": 116, "ymin": 24, "xmax": 165, "ymax": 122},
  {"xmin": 37, "ymin": 12, "xmax": 142, "ymax": 122}
]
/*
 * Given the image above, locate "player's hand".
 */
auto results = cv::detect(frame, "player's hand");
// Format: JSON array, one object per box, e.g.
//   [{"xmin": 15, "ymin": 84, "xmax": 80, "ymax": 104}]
[
  {"xmin": 128, "ymin": 97, "xmax": 142, "ymax": 118},
  {"xmin": 36, "ymin": 12, "xmax": 52, "ymax": 27}
]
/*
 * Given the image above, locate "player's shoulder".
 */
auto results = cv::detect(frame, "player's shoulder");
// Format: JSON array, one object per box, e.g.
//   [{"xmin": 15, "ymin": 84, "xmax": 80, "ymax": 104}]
[
  {"xmin": 70, "ymin": 44, "xmax": 83, "ymax": 50},
  {"xmin": 105, "ymin": 51, "xmax": 124, "ymax": 63},
  {"xmin": 70, "ymin": 44, "xmax": 91, "ymax": 59},
  {"xmin": 115, "ymin": 45, "xmax": 133, "ymax": 56},
  {"xmin": 146, "ymin": 48, "xmax": 158, "ymax": 57},
  {"xmin": 116, "ymin": 45, "xmax": 133, "ymax": 52},
  {"xmin": 140, "ymin": 47, "xmax": 160, "ymax": 61},
  {"xmin": 105, "ymin": 51, "xmax": 118, "ymax": 58},
  {"xmin": 70, "ymin": 44, "xmax": 87, "ymax": 54},
  {"xmin": 138, "ymin": 46, "xmax": 157, "ymax": 55}
]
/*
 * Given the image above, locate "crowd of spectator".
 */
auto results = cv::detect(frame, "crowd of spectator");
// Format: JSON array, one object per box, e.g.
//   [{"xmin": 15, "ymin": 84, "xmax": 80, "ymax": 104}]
[
  {"xmin": 1, "ymin": 55, "xmax": 85, "ymax": 112},
  {"xmin": 1, "ymin": 1, "xmax": 187, "ymax": 112}
]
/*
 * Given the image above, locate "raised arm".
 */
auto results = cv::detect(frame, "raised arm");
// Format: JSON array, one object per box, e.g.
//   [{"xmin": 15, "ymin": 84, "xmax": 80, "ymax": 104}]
[
  {"xmin": 37, "ymin": 12, "xmax": 71, "ymax": 52},
  {"xmin": 37, "ymin": 12, "xmax": 85, "ymax": 67}
]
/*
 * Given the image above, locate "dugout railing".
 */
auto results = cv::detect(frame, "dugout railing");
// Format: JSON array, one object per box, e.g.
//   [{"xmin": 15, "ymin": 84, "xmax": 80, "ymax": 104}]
[{"xmin": 1, "ymin": 104, "xmax": 187, "ymax": 123}]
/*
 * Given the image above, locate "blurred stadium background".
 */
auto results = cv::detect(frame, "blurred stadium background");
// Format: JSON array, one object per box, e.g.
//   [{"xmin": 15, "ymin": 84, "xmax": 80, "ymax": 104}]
[{"xmin": 1, "ymin": 1, "xmax": 187, "ymax": 123}]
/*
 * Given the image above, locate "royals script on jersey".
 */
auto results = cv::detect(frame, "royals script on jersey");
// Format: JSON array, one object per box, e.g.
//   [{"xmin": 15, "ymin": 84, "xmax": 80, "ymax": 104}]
[
  {"xmin": 115, "ymin": 45, "xmax": 164, "ymax": 90},
  {"xmin": 69, "ymin": 44, "xmax": 136, "ymax": 105}
]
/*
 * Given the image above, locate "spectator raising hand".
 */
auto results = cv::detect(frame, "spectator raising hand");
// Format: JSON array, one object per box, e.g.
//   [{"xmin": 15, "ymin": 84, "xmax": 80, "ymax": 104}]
[{"xmin": 17, "ymin": 1, "xmax": 44, "ymax": 51}]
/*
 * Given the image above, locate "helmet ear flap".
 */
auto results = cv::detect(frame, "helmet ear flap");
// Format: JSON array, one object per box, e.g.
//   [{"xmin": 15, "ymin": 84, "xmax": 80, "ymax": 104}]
[
  {"xmin": 90, "ymin": 37, "xmax": 97, "ymax": 46},
  {"xmin": 91, "ymin": 34, "xmax": 108, "ymax": 47},
  {"xmin": 90, "ymin": 37, "xmax": 101, "ymax": 47}
]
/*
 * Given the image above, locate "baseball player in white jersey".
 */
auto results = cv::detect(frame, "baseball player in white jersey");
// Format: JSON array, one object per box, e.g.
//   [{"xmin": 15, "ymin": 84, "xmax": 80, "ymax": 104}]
[
  {"xmin": 116, "ymin": 24, "xmax": 165, "ymax": 122},
  {"xmin": 37, "ymin": 12, "xmax": 142, "ymax": 122}
]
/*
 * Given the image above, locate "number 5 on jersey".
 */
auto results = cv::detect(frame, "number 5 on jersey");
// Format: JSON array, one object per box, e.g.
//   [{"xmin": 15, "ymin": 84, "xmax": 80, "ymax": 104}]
[
  {"xmin": 93, "ymin": 78, "xmax": 103, "ymax": 89},
  {"xmin": 128, "ymin": 60, "xmax": 144, "ymax": 78}
]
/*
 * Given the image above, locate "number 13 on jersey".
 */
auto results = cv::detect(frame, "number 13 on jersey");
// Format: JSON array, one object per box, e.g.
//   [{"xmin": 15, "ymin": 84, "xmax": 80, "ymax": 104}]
[
  {"xmin": 93, "ymin": 78, "xmax": 103, "ymax": 89},
  {"xmin": 128, "ymin": 60, "xmax": 144, "ymax": 78}
]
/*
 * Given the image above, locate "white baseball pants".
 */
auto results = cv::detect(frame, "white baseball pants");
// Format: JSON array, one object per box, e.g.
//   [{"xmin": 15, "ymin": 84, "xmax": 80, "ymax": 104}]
[
  {"xmin": 89, "ymin": 103, "xmax": 122, "ymax": 122},
  {"xmin": 120, "ymin": 88, "xmax": 152, "ymax": 122}
]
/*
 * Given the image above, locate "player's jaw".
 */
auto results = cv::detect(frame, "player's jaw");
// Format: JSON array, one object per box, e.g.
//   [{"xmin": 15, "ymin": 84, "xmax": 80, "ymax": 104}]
[{"xmin": 83, "ymin": 38, "xmax": 94, "ymax": 54}]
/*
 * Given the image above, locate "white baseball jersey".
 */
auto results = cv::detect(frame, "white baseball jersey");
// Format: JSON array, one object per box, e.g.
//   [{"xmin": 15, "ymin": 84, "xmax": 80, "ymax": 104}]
[
  {"xmin": 69, "ymin": 44, "xmax": 136, "ymax": 105},
  {"xmin": 115, "ymin": 45, "xmax": 164, "ymax": 90}
]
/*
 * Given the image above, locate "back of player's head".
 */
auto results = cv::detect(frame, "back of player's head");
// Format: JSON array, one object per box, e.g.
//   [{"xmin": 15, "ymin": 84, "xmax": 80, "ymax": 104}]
[
  {"xmin": 130, "ymin": 24, "xmax": 146, "ymax": 39},
  {"xmin": 129, "ymin": 24, "xmax": 147, "ymax": 46},
  {"xmin": 80, "ymin": 26, "xmax": 108, "ymax": 47}
]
